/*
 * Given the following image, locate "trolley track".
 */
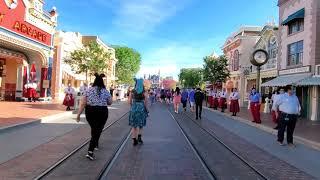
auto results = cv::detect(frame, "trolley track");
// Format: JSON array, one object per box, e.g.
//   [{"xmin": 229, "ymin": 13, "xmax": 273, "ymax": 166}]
[
  {"xmin": 34, "ymin": 112, "xmax": 130, "ymax": 180},
  {"xmin": 169, "ymin": 106, "xmax": 268, "ymax": 180}
]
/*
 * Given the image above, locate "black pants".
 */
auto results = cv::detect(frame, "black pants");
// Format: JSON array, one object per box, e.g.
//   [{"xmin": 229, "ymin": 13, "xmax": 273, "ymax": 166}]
[
  {"xmin": 182, "ymin": 100, "xmax": 187, "ymax": 108},
  {"xmin": 85, "ymin": 106, "xmax": 108, "ymax": 152},
  {"xmin": 277, "ymin": 112, "xmax": 297, "ymax": 144},
  {"xmin": 196, "ymin": 103, "xmax": 202, "ymax": 118}
]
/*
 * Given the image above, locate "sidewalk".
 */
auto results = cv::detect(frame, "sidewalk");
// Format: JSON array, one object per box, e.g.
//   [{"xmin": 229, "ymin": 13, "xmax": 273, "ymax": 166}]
[
  {"xmin": 0, "ymin": 101, "xmax": 67, "ymax": 129},
  {"xmin": 204, "ymin": 105, "xmax": 320, "ymax": 150}
]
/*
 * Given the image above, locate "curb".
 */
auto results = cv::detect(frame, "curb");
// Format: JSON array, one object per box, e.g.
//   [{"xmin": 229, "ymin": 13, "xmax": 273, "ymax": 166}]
[
  {"xmin": 0, "ymin": 111, "xmax": 73, "ymax": 133},
  {"xmin": 203, "ymin": 107, "xmax": 320, "ymax": 151}
]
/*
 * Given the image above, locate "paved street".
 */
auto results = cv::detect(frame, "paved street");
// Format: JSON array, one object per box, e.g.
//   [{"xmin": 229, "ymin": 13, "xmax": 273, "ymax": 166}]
[{"xmin": 3, "ymin": 102, "xmax": 315, "ymax": 180}]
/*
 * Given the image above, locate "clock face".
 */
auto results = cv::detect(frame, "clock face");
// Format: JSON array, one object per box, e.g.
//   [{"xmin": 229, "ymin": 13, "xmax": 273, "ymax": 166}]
[{"xmin": 254, "ymin": 50, "xmax": 267, "ymax": 64}]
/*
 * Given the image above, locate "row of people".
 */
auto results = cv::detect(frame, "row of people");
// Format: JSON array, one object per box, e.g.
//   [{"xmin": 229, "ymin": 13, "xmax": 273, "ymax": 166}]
[{"xmin": 207, "ymin": 88, "xmax": 240, "ymax": 116}]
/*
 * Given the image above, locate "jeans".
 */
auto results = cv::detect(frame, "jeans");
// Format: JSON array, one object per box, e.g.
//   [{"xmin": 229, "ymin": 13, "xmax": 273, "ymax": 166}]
[
  {"xmin": 85, "ymin": 106, "xmax": 109, "ymax": 152},
  {"xmin": 277, "ymin": 112, "xmax": 297, "ymax": 144},
  {"xmin": 196, "ymin": 103, "xmax": 202, "ymax": 118}
]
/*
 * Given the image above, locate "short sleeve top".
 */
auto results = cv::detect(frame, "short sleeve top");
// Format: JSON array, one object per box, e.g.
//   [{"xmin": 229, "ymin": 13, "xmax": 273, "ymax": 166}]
[{"xmin": 85, "ymin": 86, "xmax": 111, "ymax": 106}]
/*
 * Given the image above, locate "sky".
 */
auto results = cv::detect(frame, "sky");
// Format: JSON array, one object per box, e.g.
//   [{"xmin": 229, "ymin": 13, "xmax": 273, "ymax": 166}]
[{"xmin": 45, "ymin": 0, "xmax": 279, "ymax": 80}]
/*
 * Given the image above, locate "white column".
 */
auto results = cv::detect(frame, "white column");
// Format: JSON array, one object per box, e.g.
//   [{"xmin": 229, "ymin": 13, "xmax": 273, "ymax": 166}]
[
  {"xmin": 15, "ymin": 65, "xmax": 23, "ymax": 100},
  {"xmin": 310, "ymin": 86, "xmax": 318, "ymax": 121}
]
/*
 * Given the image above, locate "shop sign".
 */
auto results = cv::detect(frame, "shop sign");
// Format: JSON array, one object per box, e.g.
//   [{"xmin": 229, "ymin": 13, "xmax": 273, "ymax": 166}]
[
  {"xmin": 0, "ymin": 1, "xmax": 52, "ymax": 46},
  {"xmin": 12, "ymin": 21, "xmax": 47, "ymax": 43},
  {"xmin": 279, "ymin": 66, "xmax": 311, "ymax": 76}
]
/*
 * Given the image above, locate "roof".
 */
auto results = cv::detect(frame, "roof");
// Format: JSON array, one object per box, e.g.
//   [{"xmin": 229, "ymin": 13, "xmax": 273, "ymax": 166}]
[
  {"xmin": 296, "ymin": 76, "xmax": 320, "ymax": 86},
  {"xmin": 261, "ymin": 73, "xmax": 312, "ymax": 87}
]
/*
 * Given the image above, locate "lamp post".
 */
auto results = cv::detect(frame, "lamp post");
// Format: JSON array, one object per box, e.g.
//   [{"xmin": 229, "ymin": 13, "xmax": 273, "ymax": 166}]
[{"xmin": 250, "ymin": 49, "xmax": 269, "ymax": 93}]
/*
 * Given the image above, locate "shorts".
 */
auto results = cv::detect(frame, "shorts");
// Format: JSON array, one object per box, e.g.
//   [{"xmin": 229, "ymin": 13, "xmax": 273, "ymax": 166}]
[{"xmin": 190, "ymin": 101, "xmax": 195, "ymax": 107}]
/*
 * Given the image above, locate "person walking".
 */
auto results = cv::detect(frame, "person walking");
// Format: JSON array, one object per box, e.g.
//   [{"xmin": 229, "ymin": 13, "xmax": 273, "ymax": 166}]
[
  {"xmin": 63, "ymin": 83, "xmax": 75, "ymax": 111},
  {"xmin": 249, "ymin": 88, "xmax": 261, "ymax": 124},
  {"xmin": 229, "ymin": 88, "xmax": 240, "ymax": 116},
  {"xmin": 128, "ymin": 79, "xmax": 149, "ymax": 146},
  {"xmin": 194, "ymin": 88, "xmax": 205, "ymax": 120},
  {"xmin": 219, "ymin": 88, "xmax": 227, "ymax": 113},
  {"xmin": 76, "ymin": 73, "xmax": 112, "ymax": 160},
  {"xmin": 189, "ymin": 88, "xmax": 196, "ymax": 112},
  {"xmin": 173, "ymin": 87, "xmax": 182, "ymax": 113},
  {"xmin": 181, "ymin": 88, "xmax": 189, "ymax": 112},
  {"xmin": 275, "ymin": 86, "xmax": 301, "ymax": 147}
]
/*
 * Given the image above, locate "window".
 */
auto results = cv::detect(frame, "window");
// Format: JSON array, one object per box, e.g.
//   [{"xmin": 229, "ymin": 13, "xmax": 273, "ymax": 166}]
[
  {"xmin": 287, "ymin": 41, "xmax": 303, "ymax": 66},
  {"xmin": 288, "ymin": 19, "xmax": 304, "ymax": 35}
]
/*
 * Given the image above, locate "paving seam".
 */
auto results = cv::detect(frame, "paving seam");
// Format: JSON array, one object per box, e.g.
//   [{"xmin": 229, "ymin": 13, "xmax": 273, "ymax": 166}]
[
  {"xmin": 168, "ymin": 110, "xmax": 216, "ymax": 180},
  {"xmin": 185, "ymin": 109, "xmax": 316, "ymax": 180},
  {"xmin": 35, "ymin": 112, "xmax": 129, "ymax": 180},
  {"xmin": 182, "ymin": 110, "xmax": 268, "ymax": 180}
]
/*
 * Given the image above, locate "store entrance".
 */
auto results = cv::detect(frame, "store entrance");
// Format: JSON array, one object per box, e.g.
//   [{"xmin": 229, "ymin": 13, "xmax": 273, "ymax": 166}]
[{"xmin": 296, "ymin": 86, "xmax": 310, "ymax": 119}]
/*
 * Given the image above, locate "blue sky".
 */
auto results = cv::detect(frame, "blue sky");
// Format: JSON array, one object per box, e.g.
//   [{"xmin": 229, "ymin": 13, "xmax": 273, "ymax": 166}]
[{"xmin": 45, "ymin": 0, "xmax": 278, "ymax": 80}]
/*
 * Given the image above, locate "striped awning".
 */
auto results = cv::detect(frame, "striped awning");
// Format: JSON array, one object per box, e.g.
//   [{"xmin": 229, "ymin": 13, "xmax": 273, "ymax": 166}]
[
  {"xmin": 261, "ymin": 73, "xmax": 312, "ymax": 87},
  {"xmin": 297, "ymin": 76, "xmax": 320, "ymax": 86}
]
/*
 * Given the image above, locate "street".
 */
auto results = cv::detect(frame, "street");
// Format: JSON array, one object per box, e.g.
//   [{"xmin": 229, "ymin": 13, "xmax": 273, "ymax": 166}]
[{"xmin": 1, "ymin": 102, "xmax": 319, "ymax": 180}]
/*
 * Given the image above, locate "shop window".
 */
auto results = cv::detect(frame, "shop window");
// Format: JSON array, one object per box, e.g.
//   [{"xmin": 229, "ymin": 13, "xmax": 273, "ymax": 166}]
[
  {"xmin": 288, "ymin": 19, "xmax": 304, "ymax": 35},
  {"xmin": 287, "ymin": 41, "xmax": 303, "ymax": 66}
]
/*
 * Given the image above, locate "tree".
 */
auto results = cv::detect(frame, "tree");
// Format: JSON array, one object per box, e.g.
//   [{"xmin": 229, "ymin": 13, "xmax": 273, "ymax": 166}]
[
  {"xmin": 178, "ymin": 68, "xmax": 203, "ymax": 88},
  {"xmin": 114, "ymin": 46, "xmax": 141, "ymax": 84},
  {"xmin": 64, "ymin": 41, "xmax": 111, "ymax": 81},
  {"xmin": 203, "ymin": 55, "xmax": 230, "ymax": 85}
]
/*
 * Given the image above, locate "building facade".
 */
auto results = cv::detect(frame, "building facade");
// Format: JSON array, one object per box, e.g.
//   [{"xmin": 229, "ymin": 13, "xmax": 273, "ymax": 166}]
[
  {"xmin": 222, "ymin": 26, "xmax": 262, "ymax": 106},
  {"xmin": 262, "ymin": 0, "xmax": 320, "ymax": 120},
  {"xmin": 0, "ymin": 0, "xmax": 57, "ymax": 101},
  {"xmin": 52, "ymin": 31, "xmax": 86, "ymax": 100}
]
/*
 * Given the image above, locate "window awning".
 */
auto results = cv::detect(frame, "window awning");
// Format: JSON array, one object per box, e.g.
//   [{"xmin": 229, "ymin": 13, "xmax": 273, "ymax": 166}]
[
  {"xmin": 296, "ymin": 76, "xmax": 320, "ymax": 86},
  {"xmin": 261, "ymin": 73, "xmax": 311, "ymax": 87},
  {"xmin": 282, "ymin": 8, "xmax": 305, "ymax": 26}
]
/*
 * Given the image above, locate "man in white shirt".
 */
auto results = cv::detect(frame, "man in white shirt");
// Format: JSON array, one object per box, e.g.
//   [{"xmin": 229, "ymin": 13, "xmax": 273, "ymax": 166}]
[
  {"xmin": 275, "ymin": 86, "xmax": 301, "ymax": 147},
  {"xmin": 271, "ymin": 88, "xmax": 285, "ymax": 129},
  {"xmin": 229, "ymin": 88, "xmax": 240, "ymax": 116}
]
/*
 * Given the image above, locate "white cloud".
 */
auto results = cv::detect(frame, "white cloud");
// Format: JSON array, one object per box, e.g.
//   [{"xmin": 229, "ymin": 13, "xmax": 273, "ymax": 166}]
[{"xmin": 96, "ymin": 0, "xmax": 191, "ymax": 37}]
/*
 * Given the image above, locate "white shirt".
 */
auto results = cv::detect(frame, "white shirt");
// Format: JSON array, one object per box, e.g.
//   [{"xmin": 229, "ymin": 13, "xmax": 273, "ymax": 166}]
[
  {"xmin": 64, "ymin": 87, "xmax": 75, "ymax": 95},
  {"xmin": 208, "ymin": 90, "xmax": 215, "ymax": 96},
  {"xmin": 212, "ymin": 92, "xmax": 218, "ymax": 98},
  {"xmin": 80, "ymin": 85, "xmax": 88, "ymax": 95},
  {"xmin": 219, "ymin": 91, "xmax": 227, "ymax": 98},
  {"xmin": 275, "ymin": 93, "xmax": 301, "ymax": 115},
  {"xmin": 229, "ymin": 92, "xmax": 240, "ymax": 100}
]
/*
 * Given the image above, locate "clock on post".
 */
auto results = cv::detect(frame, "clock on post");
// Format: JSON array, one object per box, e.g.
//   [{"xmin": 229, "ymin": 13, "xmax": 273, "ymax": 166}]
[{"xmin": 250, "ymin": 49, "xmax": 269, "ymax": 93}]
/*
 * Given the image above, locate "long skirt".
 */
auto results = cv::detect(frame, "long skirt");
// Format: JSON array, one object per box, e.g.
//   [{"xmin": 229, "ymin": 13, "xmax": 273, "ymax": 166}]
[
  {"xmin": 63, "ymin": 94, "xmax": 75, "ymax": 107},
  {"xmin": 208, "ymin": 96, "xmax": 213, "ymax": 107},
  {"xmin": 213, "ymin": 98, "xmax": 219, "ymax": 109},
  {"xmin": 219, "ymin": 98, "xmax": 227, "ymax": 109},
  {"xmin": 26, "ymin": 88, "xmax": 37, "ymax": 98},
  {"xmin": 230, "ymin": 100, "xmax": 240, "ymax": 113},
  {"xmin": 129, "ymin": 102, "xmax": 147, "ymax": 128}
]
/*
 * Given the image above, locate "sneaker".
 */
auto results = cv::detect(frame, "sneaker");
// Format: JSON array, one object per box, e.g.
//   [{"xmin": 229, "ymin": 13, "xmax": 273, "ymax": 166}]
[
  {"xmin": 94, "ymin": 147, "xmax": 99, "ymax": 151},
  {"xmin": 86, "ymin": 152, "xmax": 95, "ymax": 160},
  {"xmin": 278, "ymin": 141, "xmax": 284, "ymax": 146},
  {"xmin": 288, "ymin": 143, "xmax": 296, "ymax": 148}
]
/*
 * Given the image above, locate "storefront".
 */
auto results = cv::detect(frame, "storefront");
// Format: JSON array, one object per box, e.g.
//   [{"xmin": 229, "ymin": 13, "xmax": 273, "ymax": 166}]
[
  {"xmin": 0, "ymin": 0, "xmax": 57, "ymax": 101},
  {"xmin": 261, "ymin": 66, "xmax": 313, "ymax": 119}
]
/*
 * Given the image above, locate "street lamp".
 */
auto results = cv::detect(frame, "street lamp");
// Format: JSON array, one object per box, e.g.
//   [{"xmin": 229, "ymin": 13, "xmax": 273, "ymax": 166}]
[{"xmin": 250, "ymin": 49, "xmax": 269, "ymax": 92}]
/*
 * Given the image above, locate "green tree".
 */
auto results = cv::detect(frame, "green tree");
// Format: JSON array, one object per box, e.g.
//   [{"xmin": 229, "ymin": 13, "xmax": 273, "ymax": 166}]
[
  {"xmin": 114, "ymin": 46, "xmax": 141, "ymax": 84},
  {"xmin": 64, "ymin": 41, "xmax": 111, "ymax": 81},
  {"xmin": 178, "ymin": 68, "xmax": 203, "ymax": 88},
  {"xmin": 203, "ymin": 55, "xmax": 230, "ymax": 84}
]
